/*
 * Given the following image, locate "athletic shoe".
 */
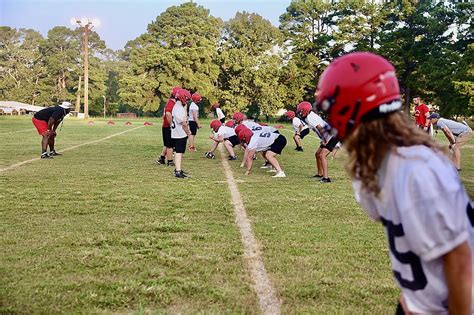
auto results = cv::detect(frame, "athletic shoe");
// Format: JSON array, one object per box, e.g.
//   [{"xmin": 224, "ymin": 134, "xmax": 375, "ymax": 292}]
[
  {"xmin": 228, "ymin": 156, "xmax": 237, "ymax": 161},
  {"xmin": 272, "ymin": 171, "xmax": 286, "ymax": 178},
  {"xmin": 320, "ymin": 177, "xmax": 331, "ymax": 183},
  {"xmin": 49, "ymin": 150, "xmax": 62, "ymax": 156},
  {"xmin": 174, "ymin": 170, "xmax": 187, "ymax": 178},
  {"xmin": 40, "ymin": 153, "xmax": 53, "ymax": 159},
  {"xmin": 266, "ymin": 168, "xmax": 277, "ymax": 173},
  {"xmin": 260, "ymin": 162, "xmax": 270, "ymax": 169},
  {"xmin": 252, "ymin": 154, "xmax": 257, "ymax": 160},
  {"xmin": 297, "ymin": 147, "xmax": 304, "ymax": 152},
  {"xmin": 167, "ymin": 161, "xmax": 175, "ymax": 167},
  {"xmin": 313, "ymin": 174, "xmax": 323, "ymax": 178},
  {"xmin": 155, "ymin": 157, "xmax": 166, "ymax": 165}
]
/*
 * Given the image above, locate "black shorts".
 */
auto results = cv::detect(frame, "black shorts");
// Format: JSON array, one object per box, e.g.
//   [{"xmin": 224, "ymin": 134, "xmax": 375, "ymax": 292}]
[
  {"xmin": 320, "ymin": 137, "xmax": 339, "ymax": 152},
  {"xmin": 269, "ymin": 134, "xmax": 287, "ymax": 155},
  {"xmin": 162, "ymin": 127, "xmax": 175, "ymax": 148},
  {"xmin": 298, "ymin": 128, "xmax": 309, "ymax": 139},
  {"xmin": 189, "ymin": 121, "xmax": 198, "ymax": 135},
  {"xmin": 174, "ymin": 137, "xmax": 188, "ymax": 154},
  {"xmin": 226, "ymin": 135, "xmax": 239, "ymax": 147},
  {"xmin": 220, "ymin": 118, "xmax": 225, "ymax": 123}
]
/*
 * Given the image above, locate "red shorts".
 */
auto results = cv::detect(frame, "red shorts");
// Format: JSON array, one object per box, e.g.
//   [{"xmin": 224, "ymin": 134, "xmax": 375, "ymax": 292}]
[{"xmin": 32, "ymin": 117, "xmax": 48, "ymax": 135}]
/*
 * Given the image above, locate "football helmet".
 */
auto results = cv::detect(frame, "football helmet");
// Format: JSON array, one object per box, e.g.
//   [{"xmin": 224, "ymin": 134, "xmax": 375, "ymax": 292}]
[
  {"xmin": 210, "ymin": 119, "xmax": 222, "ymax": 132},
  {"xmin": 316, "ymin": 52, "xmax": 401, "ymax": 140},
  {"xmin": 285, "ymin": 110, "xmax": 295, "ymax": 120},
  {"xmin": 232, "ymin": 112, "xmax": 245, "ymax": 124},
  {"xmin": 191, "ymin": 93, "xmax": 202, "ymax": 103},
  {"xmin": 296, "ymin": 102, "xmax": 312, "ymax": 118}
]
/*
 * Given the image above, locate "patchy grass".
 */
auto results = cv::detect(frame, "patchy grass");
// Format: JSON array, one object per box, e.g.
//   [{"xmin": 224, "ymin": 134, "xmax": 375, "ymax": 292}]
[{"xmin": 1, "ymin": 116, "xmax": 472, "ymax": 313}]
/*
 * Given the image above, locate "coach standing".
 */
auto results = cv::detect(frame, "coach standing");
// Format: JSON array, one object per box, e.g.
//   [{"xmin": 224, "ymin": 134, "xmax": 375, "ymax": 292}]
[{"xmin": 32, "ymin": 101, "xmax": 73, "ymax": 159}]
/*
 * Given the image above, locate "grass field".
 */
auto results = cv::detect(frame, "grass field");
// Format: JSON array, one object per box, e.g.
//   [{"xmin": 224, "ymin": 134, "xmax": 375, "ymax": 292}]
[{"xmin": 1, "ymin": 115, "xmax": 473, "ymax": 314}]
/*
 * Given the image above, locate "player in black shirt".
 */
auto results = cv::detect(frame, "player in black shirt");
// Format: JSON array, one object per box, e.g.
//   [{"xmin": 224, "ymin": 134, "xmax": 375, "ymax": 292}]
[{"xmin": 32, "ymin": 101, "xmax": 74, "ymax": 158}]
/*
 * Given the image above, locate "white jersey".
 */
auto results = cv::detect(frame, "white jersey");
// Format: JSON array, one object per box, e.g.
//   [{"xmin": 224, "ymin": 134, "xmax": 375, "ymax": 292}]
[
  {"xmin": 188, "ymin": 102, "xmax": 199, "ymax": 121},
  {"xmin": 171, "ymin": 101, "xmax": 187, "ymax": 139},
  {"xmin": 247, "ymin": 129, "xmax": 280, "ymax": 152},
  {"xmin": 353, "ymin": 145, "xmax": 474, "ymax": 314},
  {"xmin": 242, "ymin": 121, "xmax": 277, "ymax": 134},
  {"xmin": 292, "ymin": 117, "xmax": 308, "ymax": 134},
  {"xmin": 305, "ymin": 112, "xmax": 330, "ymax": 142},
  {"xmin": 216, "ymin": 107, "xmax": 225, "ymax": 120},
  {"xmin": 215, "ymin": 126, "xmax": 236, "ymax": 139}
]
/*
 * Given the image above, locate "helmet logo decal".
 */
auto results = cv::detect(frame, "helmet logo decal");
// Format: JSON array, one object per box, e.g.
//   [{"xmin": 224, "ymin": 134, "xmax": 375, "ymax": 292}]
[{"xmin": 350, "ymin": 62, "xmax": 360, "ymax": 72}]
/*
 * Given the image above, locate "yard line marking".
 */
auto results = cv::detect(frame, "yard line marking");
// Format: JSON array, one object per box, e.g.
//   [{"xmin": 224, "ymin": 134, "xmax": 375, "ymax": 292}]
[
  {"xmin": 0, "ymin": 128, "xmax": 35, "ymax": 135},
  {"xmin": 218, "ymin": 145, "xmax": 281, "ymax": 315},
  {"xmin": 462, "ymin": 177, "xmax": 474, "ymax": 184},
  {"xmin": 1, "ymin": 126, "xmax": 144, "ymax": 173}
]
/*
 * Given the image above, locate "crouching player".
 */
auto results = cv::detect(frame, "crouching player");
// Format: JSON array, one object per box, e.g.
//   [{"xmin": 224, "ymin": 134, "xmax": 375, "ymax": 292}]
[
  {"xmin": 317, "ymin": 52, "xmax": 473, "ymax": 314},
  {"xmin": 285, "ymin": 110, "xmax": 309, "ymax": 152},
  {"xmin": 237, "ymin": 125, "xmax": 287, "ymax": 178},
  {"xmin": 205, "ymin": 120, "xmax": 239, "ymax": 160}
]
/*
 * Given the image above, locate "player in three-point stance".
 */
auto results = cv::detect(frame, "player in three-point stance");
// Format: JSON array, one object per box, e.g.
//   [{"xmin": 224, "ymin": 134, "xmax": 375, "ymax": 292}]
[
  {"xmin": 188, "ymin": 92, "xmax": 202, "ymax": 152},
  {"xmin": 156, "ymin": 86, "xmax": 180, "ymax": 166},
  {"xmin": 236, "ymin": 124, "xmax": 287, "ymax": 178},
  {"xmin": 316, "ymin": 51, "xmax": 473, "ymax": 315},
  {"xmin": 205, "ymin": 119, "xmax": 239, "ymax": 160},
  {"xmin": 285, "ymin": 110, "xmax": 309, "ymax": 152},
  {"xmin": 296, "ymin": 101, "xmax": 338, "ymax": 183},
  {"xmin": 171, "ymin": 89, "xmax": 192, "ymax": 178}
]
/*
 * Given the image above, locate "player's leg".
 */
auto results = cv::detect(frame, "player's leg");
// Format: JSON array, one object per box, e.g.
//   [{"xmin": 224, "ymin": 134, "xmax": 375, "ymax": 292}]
[
  {"xmin": 315, "ymin": 148, "xmax": 323, "ymax": 177},
  {"xmin": 174, "ymin": 137, "xmax": 187, "ymax": 178},
  {"xmin": 224, "ymin": 140, "xmax": 237, "ymax": 159}
]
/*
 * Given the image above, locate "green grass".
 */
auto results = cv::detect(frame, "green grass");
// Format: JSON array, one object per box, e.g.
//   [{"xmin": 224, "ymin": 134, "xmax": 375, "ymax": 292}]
[{"xmin": 1, "ymin": 116, "xmax": 473, "ymax": 313}]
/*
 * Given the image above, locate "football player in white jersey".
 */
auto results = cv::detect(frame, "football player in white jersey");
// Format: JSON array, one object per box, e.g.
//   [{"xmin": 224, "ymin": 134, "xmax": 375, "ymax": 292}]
[
  {"xmin": 296, "ymin": 101, "xmax": 338, "ymax": 183},
  {"xmin": 212, "ymin": 102, "xmax": 225, "ymax": 123},
  {"xmin": 205, "ymin": 120, "xmax": 239, "ymax": 160},
  {"xmin": 317, "ymin": 52, "xmax": 473, "ymax": 314},
  {"xmin": 285, "ymin": 110, "xmax": 309, "ymax": 152},
  {"xmin": 236, "ymin": 124, "xmax": 287, "ymax": 178},
  {"xmin": 171, "ymin": 89, "xmax": 192, "ymax": 178},
  {"xmin": 187, "ymin": 92, "xmax": 202, "ymax": 152}
]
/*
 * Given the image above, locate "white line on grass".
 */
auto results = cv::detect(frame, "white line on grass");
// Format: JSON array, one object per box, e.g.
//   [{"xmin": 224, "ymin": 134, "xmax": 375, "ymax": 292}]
[
  {"xmin": 1, "ymin": 126, "xmax": 144, "ymax": 173},
  {"xmin": 218, "ymin": 145, "xmax": 281, "ymax": 315},
  {"xmin": 0, "ymin": 128, "xmax": 35, "ymax": 135}
]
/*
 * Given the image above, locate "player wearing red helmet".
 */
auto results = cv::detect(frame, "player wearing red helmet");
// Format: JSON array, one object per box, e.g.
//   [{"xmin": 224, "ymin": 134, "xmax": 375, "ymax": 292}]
[
  {"xmin": 236, "ymin": 124, "xmax": 287, "ymax": 178},
  {"xmin": 225, "ymin": 120, "xmax": 235, "ymax": 128},
  {"xmin": 156, "ymin": 86, "xmax": 180, "ymax": 166},
  {"xmin": 188, "ymin": 92, "xmax": 202, "ymax": 152},
  {"xmin": 212, "ymin": 102, "xmax": 225, "ymax": 123},
  {"xmin": 296, "ymin": 101, "xmax": 337, "ymax": 182},
  {"xmin": 205, "ymin": 119, "xmax": 239, "ymax": 160},
  {"xmin": 317, "ymin": 52, "xmax": 473, "ymax": 314},
  {"xmin": 285, "ymin": 110, "xmax": 309, "ymax": 152},
  {"xmin": 171, "ymin": 89, "xmax": 192, "ymax": 178}
]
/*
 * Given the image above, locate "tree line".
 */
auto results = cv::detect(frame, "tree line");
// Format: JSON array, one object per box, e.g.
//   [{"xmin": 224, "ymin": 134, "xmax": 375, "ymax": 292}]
[{"xmin": 1, "ymin": 0, "xmax": 472, "ymax": 118}]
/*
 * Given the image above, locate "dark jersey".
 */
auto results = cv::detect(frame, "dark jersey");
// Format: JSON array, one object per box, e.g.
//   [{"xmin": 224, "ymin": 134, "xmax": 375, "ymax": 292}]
[{"xmin": 34, "ymin": 106, "xmax": 67, "ymax": 123}]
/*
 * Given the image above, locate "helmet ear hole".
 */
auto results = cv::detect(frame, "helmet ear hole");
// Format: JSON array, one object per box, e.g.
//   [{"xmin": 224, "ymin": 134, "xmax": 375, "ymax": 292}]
[{"xmin": 338, "ymin": 106, "xmax": 351, "ymax": 116}]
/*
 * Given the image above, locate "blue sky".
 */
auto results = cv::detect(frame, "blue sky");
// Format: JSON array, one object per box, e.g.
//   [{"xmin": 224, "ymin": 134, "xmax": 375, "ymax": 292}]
[{"xmin": 1, "ymin": 0, "xmax": 291, "ymax": 50}]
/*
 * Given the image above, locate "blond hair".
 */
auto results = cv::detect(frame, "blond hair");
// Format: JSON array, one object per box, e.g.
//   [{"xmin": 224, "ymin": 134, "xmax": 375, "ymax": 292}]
[{"xmin": 344, "ymin": 112, "xmax": 446, "ymax": 196}]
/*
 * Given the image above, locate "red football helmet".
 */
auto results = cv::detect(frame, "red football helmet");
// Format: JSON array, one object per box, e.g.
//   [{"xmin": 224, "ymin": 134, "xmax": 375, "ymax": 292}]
[
  {"xmin": 316, "ymin": 52, "xmax": 401, "ymax": 140},
  {"xmin": 285, "ymin": 110, "xmax": 295, "ymax": 120},
  {"xmin": 238, "ymin": 128, "xmax": 253, "ymax": 144},
  {"xmin": 176, "ymin": 89, "xmax": 191, "ymax": 104},
  {"xmin": 171, "ymin": 86, "xmax": 181, "ymax": 97},
  {"xmin": 235, "ymin": 124, "xmax": 249, "ymax": 136},
  {"xmin": 191, "ymin": 93, "xmax": 202, "ymax": 103},
  {"xmin": 210, "ymin": 119, "xmax": 222, "ymax": 132},
  {"xmin": 232, "ymin": 112, "xmax": 245, "ymax": 124},
  {"xmin": 225, "ymin": 120, "xmax": 235, "ymax": 128},
  {"xmin": 296, "ymin": 102, "xmax": 312, "ymax": 118}
]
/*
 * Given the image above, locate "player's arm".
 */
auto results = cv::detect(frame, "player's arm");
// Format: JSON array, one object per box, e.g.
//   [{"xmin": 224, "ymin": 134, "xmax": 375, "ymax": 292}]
[
  {"xmin": 316, "ymin": 124, "xmax": 328, "ymax": 144},
  {"xmin": 192, "ymin": 110, "xmax": 201, "ymax": 128},
  {"xmin": 245, "ymin": 148, "xmax": 256, "ymax": 175},
  {"xmin": 441, "ymin": 127, "xmax": 456, "ymax": 146},
  {"xmin": 180, "ymin": 119, "xmax": 191, "ymax": 136},
  {"xmin": 210, "ymin": 135, "xmax": 224, "ymax": 143},
  {"xmin": 166, "ymin": 112, "xmax": 172, "ymax": 126},
  {"xmin": 423, "ymin": 110, "xmax": 430, "ymax": 130},
  {"xmin": 443, "ymin": 240, "xmax": 472, "ymax": 314}
]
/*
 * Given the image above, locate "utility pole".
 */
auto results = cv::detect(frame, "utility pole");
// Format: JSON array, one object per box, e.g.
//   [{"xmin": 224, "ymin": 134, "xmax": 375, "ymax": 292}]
[
  {"xmin": 103, "ymin": 95, "xmax": 106, "ymax": 118},
  {"xmin": 75, "ymin": 75, "xmax": 82, "ymax": 113}
]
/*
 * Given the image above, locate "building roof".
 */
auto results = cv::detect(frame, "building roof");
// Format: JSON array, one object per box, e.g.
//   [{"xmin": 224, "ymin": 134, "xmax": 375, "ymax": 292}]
[{"xmin": 0, "ymin": 101, "xmax": 45, "ymax": 112}]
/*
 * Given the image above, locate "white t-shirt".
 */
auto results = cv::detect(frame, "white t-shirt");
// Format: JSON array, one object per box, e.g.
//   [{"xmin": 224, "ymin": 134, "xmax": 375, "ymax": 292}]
[
  {"xmin": 292, "ymin": 117, "xmax": 308, "ymax": 134},
  {"xmin": 242, "ymin": 121, "xmax": 276, "ymax": 134},
  {"xmin": 188, "ymin": 102, "xmax": 199, "ymax": 121},
  {"xmin": 171, "ymin": 101, "xmax": 187, "ymax": 139},
  {"xmin": 305, "ymin": 112, "xmax": 329, "ymax": 141},
  {"xmin": 216, "ymin": 108, "xmax": 225, "ymax": 120},
  {"xmin": 247, "ymin": 130, "xmax": 280, "ymax": 152},
  {"xmin": 215, "ymin": 126, "xmax": 236, "ymax": 139},
  {"xmin": 353, "ymin": 145, "xmax": 474, "ymax": 314}
]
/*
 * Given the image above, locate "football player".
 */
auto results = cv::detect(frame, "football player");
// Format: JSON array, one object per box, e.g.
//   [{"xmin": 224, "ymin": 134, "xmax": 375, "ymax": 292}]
[
  {"xmin": 212, "ymin": 102, "xmax": 225, "ymax": 123},
  {"xmin": 188, "ymin": 92, "xmax": 202, "ymax": 152},
  {"xmin": 317, "ymin": 52, "xmax": 473, "ymax": 314},
  {"xmin": 156, "ymin": 86, "xmax": 180, "ymax": 166},
  {"xmin": 171, "ymin": 89, "xmax": 192, "ymax": 178},
  {"xmin": 205, "ymin": 120, "xmax": 239, "ymax": 160},
  {"xmin": 285, "ymin": 110, "xmax": 309, "ymax": 152}
]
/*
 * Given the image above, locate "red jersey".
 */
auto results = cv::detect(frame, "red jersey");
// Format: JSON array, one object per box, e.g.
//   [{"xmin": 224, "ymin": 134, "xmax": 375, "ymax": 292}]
[
  {"xmin": 162, "ymin": 99, "xmax": 175, "ymax": 128},
  {"xmin": 414, "ymin": 103, "xmax": 429, "ymax": 127}
]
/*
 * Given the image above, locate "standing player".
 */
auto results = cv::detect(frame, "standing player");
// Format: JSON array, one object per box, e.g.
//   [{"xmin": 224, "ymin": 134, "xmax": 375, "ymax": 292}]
[
  {"xmin": 237, "ymin": 125, "xmax": 287, "ymax": 178},
  {"xmin": 188, "ymin": 92, "xmax": 202, "ymax": 152},
  {"xmin": 317, "ymin": 51, "xmax": 473, "ymax": 315},
  {"xmin": 32, "ymin": 101, "xmax": 74, "ymax": 159},
  {"xmin": 171, "ymin": 89, "xmax": 192, "ymax": 178},
  {"xmin": 156, "ymin": 86, "xmax": 180, "ymax": 166},
  {"xmin": 212, "ymin": 102, "xmax": 225, "ymax": 123},
  {"xmin": 285, "ymin": 110, "xmax": 309, "ymax": 151},
  {"xmin": 296, "ymin": 101, "xmax": 338, "ymax": 183},
  {"xmin": 205, "ymin": 120, "xmax": 238, "ymax": 160},
  {"xmin": 413, "ymin": 96, "xmax": 431, "ymax": 133}
]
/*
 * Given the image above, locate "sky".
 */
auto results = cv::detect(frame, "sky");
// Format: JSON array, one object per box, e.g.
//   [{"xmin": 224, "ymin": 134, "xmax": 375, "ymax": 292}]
[{"xmin": 1, "ymin": 0, "xmax": 291, "ymax": 50}]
